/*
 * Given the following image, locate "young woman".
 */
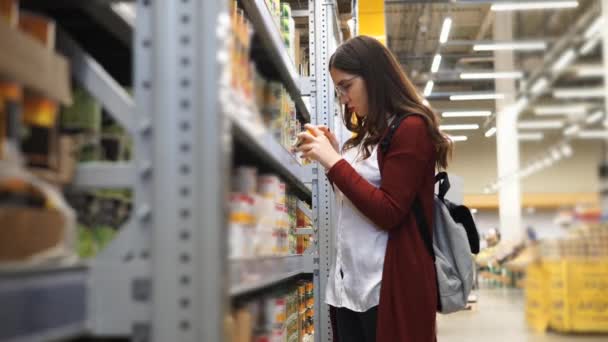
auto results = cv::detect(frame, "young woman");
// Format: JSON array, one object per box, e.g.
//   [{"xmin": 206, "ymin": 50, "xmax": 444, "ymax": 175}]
[{"xmin": 295, "ymin": 36, "xmax": 453, "ymax": 342}]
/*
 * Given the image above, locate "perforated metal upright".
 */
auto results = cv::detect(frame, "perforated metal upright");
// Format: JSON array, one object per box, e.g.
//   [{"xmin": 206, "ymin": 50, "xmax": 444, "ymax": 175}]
[
  {"xmin": 136, "ymin": 0, "xmax": 230, "ymax": 341},
  {"xmin": 309, "ymin": 1, "xmax": 342, "ymax": 341}
]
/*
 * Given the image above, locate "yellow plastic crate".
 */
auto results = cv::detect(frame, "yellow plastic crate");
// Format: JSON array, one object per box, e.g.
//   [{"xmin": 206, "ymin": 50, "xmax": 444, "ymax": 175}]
[{"xmin": 542, "ymin": 260, "xmax": 608, "ymax": 333}]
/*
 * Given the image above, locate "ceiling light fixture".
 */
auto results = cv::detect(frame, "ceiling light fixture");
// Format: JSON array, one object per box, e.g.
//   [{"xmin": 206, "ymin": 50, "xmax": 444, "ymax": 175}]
[
  {"xmin": 586, "ymin": 110, "xmax": 604, "ymax": 124},
  {"xmin": 534, "ymin": 104, "xmax": 587, "ymax": 116},
  {"xmin": 583, "ymin": 17, "xmax": 604, "ymax": 39},
  {"xmin": 577, "ymin": 130, "xmax": 608, "ymax": 139},
  {"xmin": 569, "ymin": 64, "xmax": 604, "ymax": 78},
  {"xmin": 517, "ymin": 120, "xmax": 564, "ymax": 129},
  {"xmin": 439, "ymin": 18, "xmax": 452, "ymax": 44},
  {"xmin": 431, "ymin": 54, "xmax": 442, "ymax": 73},
  {"xmin": 564, "ymin": 124, "xmax": 581, "ymax": 136},
  {"xmin": 460, "ymin": 71, "xmax": 524, "ymax": 79},
  {"xmin": 561, "ymin": 144, "xmax": 573, "ymax": 157},
  {"xmin": 473, "ymin": 41, "xmax": 547, "ymax": 51},
  {"xmin": 551, "ymin": 49, "xmax": 577, "ymax": 73},
  {"xmin": 423, "ymin": 81, "xmax": 434, "ymax": 97},
  {"xmin": 440, "ymin": 124, "xmax": 480, "ymax": 131},
  {"xmin": 448, "ymin": 135, "xmax": 468, "ymax": 142},
  {"xmin": 553, "ymin": 87, "xmax": 605, "ymax": 99},
  {"xmin": 518, "ymin": 132, "xmax": 544, "ymax": 141},
  {"xmin": 579, "ymin": 36, "xmax": 601, "ymax": 55},
  {"xmin": 450, "ymin": 93, "xmax": 505, "ymax": 101},
  {"xmin": 485, "ymin": 127, "xmax": 497, "ymax": 137},
  {"xmin": 530, "ymin": 77, "xmax": 549, "ymax": 95},
  {"xmin": 490, "ymin": 1, "xmax": 579, "ymax": 11},
  {"xmin": 442, "ymin": 110, "xmax": 492, "ymax": 117}
]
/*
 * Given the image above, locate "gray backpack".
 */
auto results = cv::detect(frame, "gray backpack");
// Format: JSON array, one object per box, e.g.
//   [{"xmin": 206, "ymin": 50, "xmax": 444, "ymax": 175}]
[{"xmin": 380, "ymin": 114, "xmax": 479, "ymax": 314}]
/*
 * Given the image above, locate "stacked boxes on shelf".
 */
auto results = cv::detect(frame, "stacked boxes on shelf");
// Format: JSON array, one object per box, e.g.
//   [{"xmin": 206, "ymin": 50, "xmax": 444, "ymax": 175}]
[
  {"xmin": 525, "ymin": 223, "xmax": 608, "ymax": 333},
  {"xmin": 229, "ymin": 280, "xmax": 314, "ymax": 342},
  {"xmin": 230, "ymin": 166, "xmax": 311, "ymax": 258}
]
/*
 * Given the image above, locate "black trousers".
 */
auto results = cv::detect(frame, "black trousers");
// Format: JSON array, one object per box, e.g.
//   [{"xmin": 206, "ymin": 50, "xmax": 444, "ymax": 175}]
[{"xmin": 334, "ymin": 305, "xmax": 378, "ymax": 342}]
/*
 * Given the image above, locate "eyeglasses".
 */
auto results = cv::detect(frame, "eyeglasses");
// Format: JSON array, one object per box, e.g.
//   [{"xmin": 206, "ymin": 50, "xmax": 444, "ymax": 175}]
[{"xmin": 334, "ymin": 75, "xmax": 359, "ymax": 97}]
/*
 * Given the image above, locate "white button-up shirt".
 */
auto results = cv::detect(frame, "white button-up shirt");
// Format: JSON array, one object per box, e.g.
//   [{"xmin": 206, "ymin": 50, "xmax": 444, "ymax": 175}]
[{"xmin": 325, "ymin": 144, "xmax": 388, "ymax": 312}]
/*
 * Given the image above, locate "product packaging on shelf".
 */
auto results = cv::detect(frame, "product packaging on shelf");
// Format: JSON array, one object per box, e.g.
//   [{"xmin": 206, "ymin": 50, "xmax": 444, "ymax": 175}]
[
  {"xmin": 231, "ymin": 280, "xmax": 314, "ymax": 342},
  {"xmin": 0, "ymin": 147, "xmax": 77, "ymax": 267}
]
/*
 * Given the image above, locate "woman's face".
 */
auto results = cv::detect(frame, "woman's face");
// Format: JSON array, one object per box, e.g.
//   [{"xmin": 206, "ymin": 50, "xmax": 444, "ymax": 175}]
[{"xmin": 330, "ymin": 67, "xmax": 369, "ymax": 117}]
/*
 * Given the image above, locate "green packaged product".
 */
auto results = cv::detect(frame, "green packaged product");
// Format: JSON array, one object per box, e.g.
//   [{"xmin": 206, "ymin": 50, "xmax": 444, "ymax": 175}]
[{"xmin": 60, "ymin": 88, "xmax": 101, "ymax": 133}]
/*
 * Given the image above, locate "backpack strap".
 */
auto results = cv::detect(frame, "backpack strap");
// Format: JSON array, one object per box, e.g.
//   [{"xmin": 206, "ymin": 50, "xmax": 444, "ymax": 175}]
[
  {"xmin": 435, "ymin": 172, "xmax": 450, "ymax": 200},
  {"xmin": 379, "ymin": 113, "xmax": 414, "ymax": 154},
  {"xmin": 412, "ymin": 197, "xmax": 435, "ymax": 262}
]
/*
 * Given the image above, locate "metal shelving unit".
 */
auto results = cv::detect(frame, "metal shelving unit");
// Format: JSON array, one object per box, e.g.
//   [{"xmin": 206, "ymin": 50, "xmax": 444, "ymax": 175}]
[
  {"xmin": 241, "ymin": 0, "xmax": 311, "ymax": 122},
  {"xmin": 230, "ymin": 255, "xmax": 315, "ymax": 297},
  {"xmin": 0, "ymin": 0, "xmax": 342, "ymax": 341},
  {"xmin": 0, "ymin": 265, "xmax": 88, "ymax": 342}
]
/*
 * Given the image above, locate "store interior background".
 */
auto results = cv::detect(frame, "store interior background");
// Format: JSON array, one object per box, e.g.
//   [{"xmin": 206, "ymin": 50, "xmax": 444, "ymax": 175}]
[{"xmin": 1, "ymin": 0, "xmax": 607, "ymax": 341}]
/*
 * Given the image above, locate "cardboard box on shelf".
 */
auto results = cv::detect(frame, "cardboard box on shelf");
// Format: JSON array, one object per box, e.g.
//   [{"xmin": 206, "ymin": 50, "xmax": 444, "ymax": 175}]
[
  {"xmin": 0, "ymin": 20, "xmax": 72, "ymax": 105},
  {"xmin": 0, "ymin": 206, "xmax": 65, "ymax": 262},
  {"xmin": 0, "ymin": 0, "xmax": 18, "ymax": 28},
  {"xmin": 18, "ymin": 11, "xmax": 55, "ymax": 49}
]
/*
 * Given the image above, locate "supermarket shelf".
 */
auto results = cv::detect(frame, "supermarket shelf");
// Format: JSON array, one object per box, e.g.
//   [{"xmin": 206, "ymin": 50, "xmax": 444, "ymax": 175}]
[
  {"xmin": 229, "ymin": 255, "xmax": 314, "ymax": 297},
  {"xmin": 74, "ymin": 162, "xmax": 136, "ymax": 188},
  {"xmin": 57, "ymin": 30, "xmax": 135, "ymax": 135},
  {"xmin": 294, "ymin": 227, "xmax": 314, "ymax": 235},
  {"xmin": 0, "ymin": 20, "xmax": 72, "ymax": 105},
  {"xmin": 0, "ymin": 264, "xmax": 88, "ymax": 342},
  {"xmin": 241, "ymin": 0, "xmax": 310, "ymax": 122},
  {"xmin": 226, "ymin": 97, "xmax": 312, "ymax": 200},
  {"xmin": 297, "ymin": 200, "xmax": 313, "ymax": 221}
]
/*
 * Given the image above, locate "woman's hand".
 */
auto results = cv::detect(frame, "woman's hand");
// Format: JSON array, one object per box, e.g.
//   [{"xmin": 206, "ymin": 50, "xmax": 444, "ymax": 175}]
[
  {"xmin": 296, "ymin": 124, "xmax": 343, "ymax": 170},
  {"xmin": 316, "ymin": 125, "xmax": 339, "ymax": 153}
]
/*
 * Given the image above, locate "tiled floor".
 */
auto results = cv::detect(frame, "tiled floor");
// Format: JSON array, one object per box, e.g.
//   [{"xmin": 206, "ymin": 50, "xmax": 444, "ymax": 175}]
[{"xmin": 437, "ymin": 288, "xmax": 607, "ymax": 342}]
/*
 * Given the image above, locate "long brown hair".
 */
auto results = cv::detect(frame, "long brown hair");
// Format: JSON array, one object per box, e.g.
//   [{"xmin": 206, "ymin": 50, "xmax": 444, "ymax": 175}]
[{"xmin": 329, "ymin": 36, "xmax": 452, "ymax": 170}]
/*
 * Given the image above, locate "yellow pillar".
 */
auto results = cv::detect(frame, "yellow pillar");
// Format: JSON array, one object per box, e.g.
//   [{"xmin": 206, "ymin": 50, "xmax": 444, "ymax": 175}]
[{"xmin": 358, "ymin": 0, "xmax": 386, "ymax": 44}]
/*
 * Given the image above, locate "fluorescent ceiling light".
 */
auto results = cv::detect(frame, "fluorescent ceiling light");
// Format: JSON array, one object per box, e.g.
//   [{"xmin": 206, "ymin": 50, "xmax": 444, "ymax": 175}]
[
  {"xmin": 569, "ymin": 64, "xmax": 604, "ymax": 78},
  {"xmin": 561, "ymin": 144, "xmax": 573, "ymax": 157},
  {"xmin": 473, "ymin": 41, "xmax": 547, "ymax": 51},
  {"xmin": 431, "ymin": 54, "xmax": 442, "ymax": 73},
  {"xmin": 553, "ymin": 87, "xmax": 605, "ymax": 98},
  {"xmin": 491, "ymin": 1, "xmax": 579, "ymax": 11},
  {"xmin": 460, "ymin": 71, "xmax": 523, "ymax": 80},
  {"xmin": 530, "ymin": 77, "xmax": 549, "ymax": 95},
  {"xmin": 534, "ymin": 104, "xmax": 587, "ymax": 116},
  {"xmin": 517, "ymin": 120, "xmax": 564, "ymax": 129},
  {"xmin": 450, "ymin": 93, "xmax": 504, "ymax": 101},
  {"xmin": 577, "ymin": 130, "xmax": 608, "ymax": 139},
  {"xmin": 485, "ymin": 127, "xmax": 497, "ymax": 137},
  {"xmin": 551, "ymin": 49, "xmax": 577, "ymax": 73},
  {"xmin": 564, "ymin": 124, "xmax": 581, "ymax": 136},
  {"xmin": 423, "ymin": 81, "xmax": 434, "ymax": 97},
  {"xmin": 586, "ymin": 110, "xmax": 604, "ymax": 124},
  {"xmin": 422, "ymin": 99, "xmax": 430, "ymax": 106},
  {"xmin": 551, "ymin": 149, "xmax": 562, "ymax": 161},
  {"xmin": 448, "ymin": 135, "xmax": 468, "ymax": 142},
  {"xmin": 440, "ymin": 124, "xmax": 480, "ymax": 131},
  {"xmin": 579, "ymin": 36, "xmax": 601, "ymax": 55},
  {"xmin": 439, "ymin": 18, "xmax": 452, "ymax": 44},
  {"xmin": 442, "ymin": 110, "xmax": 492, "ymax": 117},
  {"xmin": 519, "ymin": 132, "xmax": 544, "ymax": 141},
  {"xmin": 513, "ymin": 97, "xmax": 530, "ymax": 115},
  {"xmin": 584, "ymin": 17, "xmax": 604, "ymax": 39}
]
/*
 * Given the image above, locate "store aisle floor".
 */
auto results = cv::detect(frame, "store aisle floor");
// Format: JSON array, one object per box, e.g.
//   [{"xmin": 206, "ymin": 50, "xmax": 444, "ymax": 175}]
[{"xmin": 437, "ymin": 288, "xmax": 607, "ymax": 342}]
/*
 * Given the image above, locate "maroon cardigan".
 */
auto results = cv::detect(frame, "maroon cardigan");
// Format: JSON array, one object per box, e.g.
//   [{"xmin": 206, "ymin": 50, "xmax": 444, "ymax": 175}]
[{"xmin": 326, "ymin": 115, "xmax": 437, "ymax": 342}]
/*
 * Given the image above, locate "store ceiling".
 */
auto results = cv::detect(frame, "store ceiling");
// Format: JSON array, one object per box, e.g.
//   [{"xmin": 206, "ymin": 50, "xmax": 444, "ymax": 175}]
[{"xmin": 385, "ymin": 0, "xmax": 604, "ymax": 143}]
